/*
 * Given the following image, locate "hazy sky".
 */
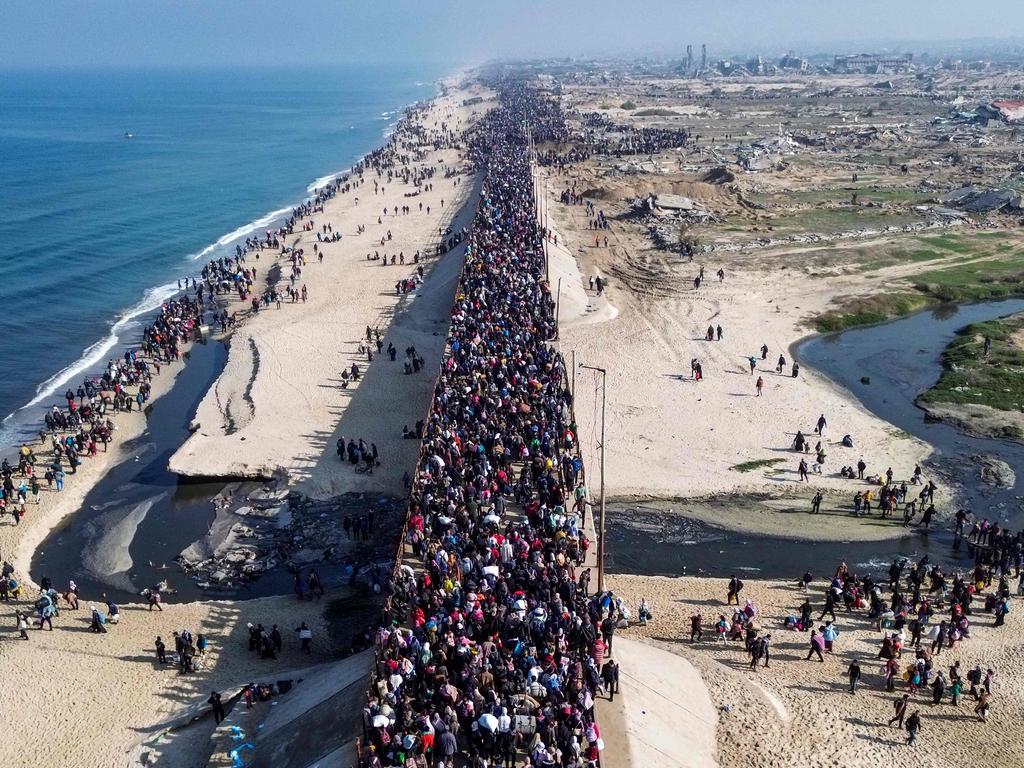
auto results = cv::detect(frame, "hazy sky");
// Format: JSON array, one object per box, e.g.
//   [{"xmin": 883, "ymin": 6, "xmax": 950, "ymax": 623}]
[{"xmin": 4, "ymin": 1, "xmax": 1024, "ymax": 70}]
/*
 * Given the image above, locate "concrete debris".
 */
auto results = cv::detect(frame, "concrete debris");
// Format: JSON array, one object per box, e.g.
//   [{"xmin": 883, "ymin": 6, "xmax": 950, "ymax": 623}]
[
  {"xmin": 940, "ymin": 185, "xmax": 1023, "ymax": 214},
  {"xmin": 247, "ymin": 487, "xmax": 289, "ymax": 508},
  {"xmin": 734, "ymin": 134, "xmax": 798, "ymax": 172},
  {"xmin": 177, "ymin": 485, "xmax": 404, "ymax": 591},
  {"xmin": 925, "ymin": 206, "xmax": 970, "ymax": 220},
  {"xmin": 702, "ymin": 166, "xmax": 736, "ymax": 184},
  {"xmin": 628, "ymin": 193, "xmax": 722, "ymax": 251},
  {"xmin": 698, "ymin": 218, "xmax": 965, "ymax": 255},
  {"xmin": 654, "ymin": 193, "xmax": 700, "ymax": 211}
]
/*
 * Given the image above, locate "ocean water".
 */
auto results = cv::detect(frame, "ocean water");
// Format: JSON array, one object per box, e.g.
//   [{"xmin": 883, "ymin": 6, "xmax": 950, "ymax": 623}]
[{"xmin": 0, "ymin": 64, "xmax": 442, "ymax": 446}]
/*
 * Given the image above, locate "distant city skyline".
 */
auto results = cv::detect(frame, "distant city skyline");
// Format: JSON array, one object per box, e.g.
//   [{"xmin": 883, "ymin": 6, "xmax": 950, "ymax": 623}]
[{"xmin": 4, "ymin": 1, "xmax": 1024, "ymax": 70}]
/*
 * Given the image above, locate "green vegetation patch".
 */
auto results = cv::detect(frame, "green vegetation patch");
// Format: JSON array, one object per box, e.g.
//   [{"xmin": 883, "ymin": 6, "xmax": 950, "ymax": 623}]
[
  {"xmin": 816, "ymin": 243, "xmax": 1024, "ymax": 331},
  {"xmin": 918, "ymin": 315, "xmax": 1024, "ymax": 412},
  {"xmin": 912, "ymin": 253, "xmax": 1024, "ymax": 303},
  {"xmin": 730, "ymin": 458, "xmax": 787, "ymax": 473},
  {"xmin": 620, "ymin": 100, "xmax": 637, "ymax": 110},
  {"xmin": 917, "ymin": 233, "xmax": 975, "ymax": 255},
  {"xmin": 634, "ymin": 108, "xmax": 678, "ymax": 117},
  {"xmin": 813, "ymin": 293, "xmax": 934, "ymax": 333}
]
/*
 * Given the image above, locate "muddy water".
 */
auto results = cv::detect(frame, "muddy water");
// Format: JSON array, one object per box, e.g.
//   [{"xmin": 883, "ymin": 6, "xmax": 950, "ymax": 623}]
[
  {"xmin": 607, "ymin": 300, "xmax": 1024, "ymax": 580},
  {"xmin": 800, "ymin": 299, "xmax": 1024, "ymax": 528},
  {"xmin": 32, "ymin": 340, "xmax": 230, "ymax": 603},
  {"xmin": 605, "ymin": 502, "xmax": 978, "ymax": 581}
]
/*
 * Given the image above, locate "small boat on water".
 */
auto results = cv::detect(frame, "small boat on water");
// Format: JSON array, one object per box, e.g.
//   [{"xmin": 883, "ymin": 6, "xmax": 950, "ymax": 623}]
[{"xmin": 124, "ymin": 132, "xmax": 134, "ymax": 139}]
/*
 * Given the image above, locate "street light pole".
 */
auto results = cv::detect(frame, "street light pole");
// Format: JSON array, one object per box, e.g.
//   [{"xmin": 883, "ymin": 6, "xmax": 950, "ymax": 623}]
[
  {"xmin": 555, "ymin": 277, "xmax": 562, "ymax": 340},
  {"xmin": 579, "ymin": 363, "xmax": 607, "ymax": 593}
]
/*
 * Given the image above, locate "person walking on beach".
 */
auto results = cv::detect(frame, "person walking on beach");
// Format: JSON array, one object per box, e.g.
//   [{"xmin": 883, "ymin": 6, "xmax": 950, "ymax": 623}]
[
  {"xmin": 805, "ymin": 629, "xmax": 825, "ymax": 661},
  {"xmin": 156, "ymin": 636, "xmax": 167, "ymax": 664},
  {"xmin": 760, "ymin": 634, "xmax": 772, "ymax": 667},
  {"xmin": 16, "ymin": 610, "xmax": 29, "ymax": 640},
  {"xmin": 755, "ymin": 376, "xmax": 764, "ymax": 396},
  {"xmin": 798, "ymin": 458, "xmax": 809, "ymax": 482},
  {"xmin": 690, "ymin": 613, "xmax": 703, "ymax": 642},
  {"xmin": 931, "ymin": 671, "xmax": 946, "ymax": 704},
  {"xmin": 811, "ymin": 490, "xmax": 823, "ymax": 514},
  {"xmin": 974, "ymin": 690, "xmax": 991, "ymax": 721},
  {"xmin": 727, "ymin": 575, "xmax": 743, "ymax": 605},
  {"xmin": 906, "ymin": 711, "xmax": 921, "ymax": 746},
  {"xmin": 889, "ymin": 694, "xmax": 910, "ymax": 728},
  {"xmin": 848, "ymin": 660, "xmax": 862, "ymax": 694},
  {"xmin": 295, "ymin": 622, "xmax": 313, "ymax": 654}
]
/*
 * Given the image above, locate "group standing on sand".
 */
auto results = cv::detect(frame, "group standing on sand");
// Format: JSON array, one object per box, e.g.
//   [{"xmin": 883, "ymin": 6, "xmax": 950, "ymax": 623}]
[{"xmin": 682, "ymin": 548, "xmax": 1018, "ymax": 745}]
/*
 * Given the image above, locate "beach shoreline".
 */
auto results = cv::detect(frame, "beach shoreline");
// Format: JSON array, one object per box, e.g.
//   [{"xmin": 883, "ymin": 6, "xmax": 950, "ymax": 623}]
[
  {"xmin": 8, "ymin": 75, "xmax": 478, "ymax": 593},
  {"xmin": 0, "ymin": 74, "xmax": 457, "ymax": 459},
  {"xmin": 0, "ymin": 76, "xmax": 497, "ymax": 768},
  {"xmin": 167, "ymin": 83, "xmax": 491, "ymax": 501}
]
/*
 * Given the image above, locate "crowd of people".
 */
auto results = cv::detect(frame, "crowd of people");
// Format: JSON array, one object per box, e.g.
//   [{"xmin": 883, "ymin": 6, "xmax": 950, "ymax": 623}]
[
  {"xmin": 0, "ymin": 299, "xmax": 204, "ymax": 525},
  {"xmin": 359, "ymin": 81, "xmax": 610, "ymax": 768},
  {"xmin": 687, "ymin": 553, "xmax": 1017, "ymax": 745}
]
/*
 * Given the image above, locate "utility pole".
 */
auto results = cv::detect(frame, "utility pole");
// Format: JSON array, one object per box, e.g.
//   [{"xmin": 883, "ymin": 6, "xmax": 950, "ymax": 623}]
[
  {"xmin": 579, "ymin": 363, "xmax": 607, "ymax": 593},
  {"xmin": 555, "ymin": 277, "xmax": 562, "ymax": 340}
]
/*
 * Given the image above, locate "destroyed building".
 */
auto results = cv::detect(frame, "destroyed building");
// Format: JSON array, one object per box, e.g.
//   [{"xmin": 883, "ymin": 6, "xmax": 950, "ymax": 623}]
[
  {"xmin": 778, "ymin": 52, "xmax": 809, "ymax": 71},
  {"xmin": 834, "ymin": 53, "xmax": 913, "ymax": 73},
  {"xmin": 940, "ymin": 186, "xmax": 1023, "ymax": 214},
  {"xmin": 992, "ymin": 100, "xmax": 1024, "ymax": 124}
]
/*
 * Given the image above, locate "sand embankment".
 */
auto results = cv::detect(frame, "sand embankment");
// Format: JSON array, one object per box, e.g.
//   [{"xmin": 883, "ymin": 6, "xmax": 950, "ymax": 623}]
[{"xmin": 170, "ymin": 87, "xmax": 490, "ymax": 500}]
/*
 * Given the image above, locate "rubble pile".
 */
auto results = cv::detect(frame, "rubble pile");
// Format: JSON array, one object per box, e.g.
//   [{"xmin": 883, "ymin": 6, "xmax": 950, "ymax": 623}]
[
  {"xmin": 625, "ymin": 193, "xmax": 721, "ymax": 252},
  {"xmin": 940, "ymin": 185, "xmax": 1023, "ymax": 214},
  {"xmin": 177, "ymin": 485, "xmax": 404, "ymax": 590},
  {"xmin": 702, "ymin": 218, "xmax": 967, "ymax": 255}
]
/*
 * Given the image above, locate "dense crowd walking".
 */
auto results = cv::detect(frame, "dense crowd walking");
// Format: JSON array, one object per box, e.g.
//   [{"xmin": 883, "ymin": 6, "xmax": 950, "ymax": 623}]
[{"xmin": 359, "ymin": 81, "xmax": 609, "ymax": 768}]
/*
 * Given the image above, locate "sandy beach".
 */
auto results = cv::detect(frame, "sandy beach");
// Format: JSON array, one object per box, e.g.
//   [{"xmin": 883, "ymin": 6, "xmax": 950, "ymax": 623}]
[
  {"xmin": 544, "ymin": 174, "xmax": 934, "ymax": 508},
  {"xmin": 0, "ymin": 79, "xmax": 491, "ymax": 768},
  {"xmin": 170, "ymin": 85, "xmax": 490, "ymax": 499},
  {"xmin": 607, "ymin": 573, "xmax": 1024, "ymax": 767},
  {"xmin": 5, "ymin": 56, "xmax": 1024, "ymax": 768}
]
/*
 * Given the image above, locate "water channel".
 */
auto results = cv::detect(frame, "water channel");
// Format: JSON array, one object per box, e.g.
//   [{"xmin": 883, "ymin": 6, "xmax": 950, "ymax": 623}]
[{"xmin": 607, "ymin": 299, "xmax": 1024, "ymax": 580}]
